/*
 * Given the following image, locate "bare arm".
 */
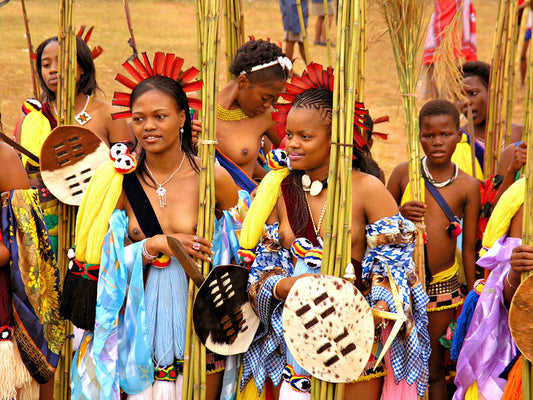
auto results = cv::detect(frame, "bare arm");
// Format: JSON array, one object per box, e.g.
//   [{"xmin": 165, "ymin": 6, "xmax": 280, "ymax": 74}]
[
  {"xmin": 361, "ymin": 172, "xmax": 399, "ymax": 223},
  {"xmin": 387, "ymin": 162, "xmax": 426, "ymax": 222},
  {"xmin": 461, "ymin": 179, "xmax": 481, "ymax": 291},
  {"xmin": 0, "ymin": 143, "xmax": 30, "ymax": 266},
  {"xmin": 214, "ymin": 163, "xmax": 239, "ymax": 210},
  {"xmin": 495, "ymin": 142, "xmax": 526, "ymax": 206},
  {"xmin": 105, "ymin": 105, "xmax": 134, "ymax": 145}
]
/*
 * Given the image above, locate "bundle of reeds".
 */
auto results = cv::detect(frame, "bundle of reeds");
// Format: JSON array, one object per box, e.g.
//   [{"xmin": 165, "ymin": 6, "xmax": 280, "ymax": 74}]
[
  {"xmin": 379, "ymin": 0, "xmax": 429, "ymax": 287},
  {"xmin": 316, "ymin": 1, "xmax": 365, "ymax": 398},
  {"xmin": 521, "ymin": 27, "xmax": 533, "ymax": 400},
  {"xmin": 223, "ymin": 0, "xmax": 244, "ymax": 82},
  {"xmin": 185, "ymin": 1, "xmax": 221, "ymax": 399},
  {"xmin": 321, "ymin": 0, "xmax": 334, "ymax": 67},
  {"xmin": 55, "ymin": 0, "xmax": 76, "ymax": 398},
  {"xmin": 485, "ymin": 0, "xmax": 519, "ymax": 178}
]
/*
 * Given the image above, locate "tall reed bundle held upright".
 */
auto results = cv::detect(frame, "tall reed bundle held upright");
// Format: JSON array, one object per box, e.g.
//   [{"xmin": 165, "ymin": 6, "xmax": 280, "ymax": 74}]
[
  {"xmin": 315, "ymin": 1, "xmax": 365, "ymax": 399},
  {"xmin": 520, "ymin": 33, "xmax": 533, "ymax": 400},
  {"xmin": 223, "ymin": 0, "xmax": 244, "ymax": 82},
  {"xmin": 55, "ymin": 0, "xmax": 76, "ymax": 398},
  {"xmin": 296, "ymin": 0, "xmax": 310, "ymax": 64},
  {"xmin": 379, "ymin": 0, "xmax": 429, "ymax": 287},
  {"xmin": 485, "ymin": 0, "xmax": 519, "ymax": 178},
  {"xmin": 183, "ymin": 1, "xmax": 221, "ymax": 399}
]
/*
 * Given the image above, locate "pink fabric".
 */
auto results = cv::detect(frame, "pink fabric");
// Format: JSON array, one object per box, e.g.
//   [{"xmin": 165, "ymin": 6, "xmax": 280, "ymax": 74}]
[
  {"xmin": 381, "ymin": 324, "xmax": 418, "ymax": 400},
  {"xmin": 423, "ymin": 0, "xmax": 477, "ymax": 65}
]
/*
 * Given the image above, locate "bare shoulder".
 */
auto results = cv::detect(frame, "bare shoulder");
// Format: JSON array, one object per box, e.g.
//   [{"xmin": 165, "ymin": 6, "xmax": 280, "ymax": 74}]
[
  {"xmin": 353, "ymin": 170, "xmax": 399, "ymax": 222},
  {"xmin": 511, "ymin": 122, "xmax": 524, "ymax": 142},
  {"xmin": 0, "ymin": 142, "xmax": 30, "ymax": 191},
  {"xmin": 455, "ymin": 169, "xmax": 480, "ymax": 198}
]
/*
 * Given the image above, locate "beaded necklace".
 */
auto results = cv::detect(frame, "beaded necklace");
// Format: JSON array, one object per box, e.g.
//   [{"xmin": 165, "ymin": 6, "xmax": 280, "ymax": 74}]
[{"xmin": 217, "ymin": 104, "xmax": 249, "ymax": 121}]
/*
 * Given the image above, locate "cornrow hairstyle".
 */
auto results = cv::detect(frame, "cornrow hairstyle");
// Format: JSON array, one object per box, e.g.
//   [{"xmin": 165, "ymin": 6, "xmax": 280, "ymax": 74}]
[
  {"xmin": 129, "ymin": 75, "xmax": 199, "ymax": 184},
  {"xmin": 36, "ymin": 36, "xmax": 99, "ymax": 102},
  {"xmin": 461, "ymin": 60, "xmax": 491, "ymax": 88},
  {"xmin": 285, "ymin": 88, "xmax": 382, "ymax": 236},
  {"xmin": 229, "ymin": 39, "xmax": 290, "ymax": 83},
  {"xmin": 419, "ymin": 99, "xmax": 461, "ymax": 130}
]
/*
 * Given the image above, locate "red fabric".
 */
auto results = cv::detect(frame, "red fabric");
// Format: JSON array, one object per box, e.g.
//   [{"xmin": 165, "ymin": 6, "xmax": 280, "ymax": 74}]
[{"xmin": 423, "ymin": 0, "xmax": 477, "ymax": 64}]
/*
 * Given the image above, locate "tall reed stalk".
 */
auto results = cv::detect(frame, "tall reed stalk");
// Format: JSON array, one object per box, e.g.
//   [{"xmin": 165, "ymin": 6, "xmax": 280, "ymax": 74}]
[
  {"xmin": 224, "ymin": 0, "xmax": 244, "ymax": 82},
  {"xmin": 20, "ymin": 0, "xmax": 39, "ymax": 100},
  {"xmin": 485, "ymin": 0, "xmax": 519, "ymax": 178},
  {"xmin": 521, "ymin": 22, "xmax": 533, "ymax": 400},
  {"xmin": 317, "ymin": 0, "xmax": 363, "ymax": 398},
  {"xmin": 296, "ymin": 0, "xmax": 310, "ymax": 64},
  {"xmin": 379, "ymin": 0, "xmax": 430, "ymax": 287},
  {"xmin": 186, "ymin": 0, "xmax": 222, "ymax": 399},
  {"xmin": 55, "ymin": 1, "xmax": 76, "ymax": 398}
]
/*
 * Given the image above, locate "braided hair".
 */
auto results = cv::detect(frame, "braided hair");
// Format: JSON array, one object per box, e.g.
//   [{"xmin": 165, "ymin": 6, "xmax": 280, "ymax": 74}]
[
  {"xmin": 285, "ymin": 88, "xmax": 381, "ymax": 236},
  {"xmin": 229, "ymin": 39, "xmax": 290, "ymax": 83}
]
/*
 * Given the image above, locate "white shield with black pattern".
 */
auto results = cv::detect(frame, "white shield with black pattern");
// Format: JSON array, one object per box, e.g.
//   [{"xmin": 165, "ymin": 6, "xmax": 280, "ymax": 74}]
[
  {"xmin": 40, "ymin": 125, "xmax": 109, "ymax": 205},
  {"xmin": 282, "ymin": 274, "xmax": 374, "ymax": 382},
  {"xmin": 193, "ymin": 264, "xmax": 260, "ymax": 355}
]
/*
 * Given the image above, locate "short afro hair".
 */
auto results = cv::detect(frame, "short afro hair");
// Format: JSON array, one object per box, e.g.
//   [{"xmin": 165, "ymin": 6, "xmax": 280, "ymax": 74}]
[
  {"xmin": 419, "ymin": 99, "xmax": 460, "ymax": 130},
  {"xmin": 229, "ymin": 39, "xmax": 290, "ymax": 83},
  {"xmin": 461, "ymin": 60, "xmax": 491, "ymax": 88}
]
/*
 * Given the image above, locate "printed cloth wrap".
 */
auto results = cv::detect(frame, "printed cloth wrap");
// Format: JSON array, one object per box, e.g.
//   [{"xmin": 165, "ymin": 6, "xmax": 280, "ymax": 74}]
[
  {"xmin": 453, "ymin": 235, "xmax": 519, "ymax": 400},
  {"xmin": 71, "ymin": 210, "xmax": 154, "ymax": 399},
  {"xmin": 242, "ymin": 214, "xmax": 430, "ymax": 398},
  {"xmin": 1, "ymin": 189, "xmax": 64, "ymax": 383},
  {"xmin": 363, "ymin": 214, "xmax": 430, "ymax": 398}
]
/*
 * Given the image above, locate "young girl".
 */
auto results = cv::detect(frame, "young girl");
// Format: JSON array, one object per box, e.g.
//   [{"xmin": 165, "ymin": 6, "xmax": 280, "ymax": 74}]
[
  {"xmin": 67, "ymin": 57, "xmax": 238, "ymax": 400},
  {"xmin": 238, "ymin": 63, "xmax": 430, "ymax": 400},
  {"xmin": 14, "ymin": 35, "xmax": 133, "ymax": 255}
]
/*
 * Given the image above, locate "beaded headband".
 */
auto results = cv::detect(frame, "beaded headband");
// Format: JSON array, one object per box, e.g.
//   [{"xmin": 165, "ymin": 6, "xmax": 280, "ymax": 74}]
[
  {"xmin": 271, "ymin": 62, "xmax": 369, "ymax": 149},
  {"xmin": 240, "ymin": 56, "xmax": 293, "ymax": 75},
  {"xmin": 111, "ymin": 52, "xmax": 203, "ymax": 120}
]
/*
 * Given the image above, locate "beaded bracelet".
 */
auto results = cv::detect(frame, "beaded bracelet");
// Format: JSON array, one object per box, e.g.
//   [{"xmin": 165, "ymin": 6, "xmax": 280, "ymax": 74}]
[{"xmin": 142, "ymin": 239, "xmax": 158, "ymax": 261}]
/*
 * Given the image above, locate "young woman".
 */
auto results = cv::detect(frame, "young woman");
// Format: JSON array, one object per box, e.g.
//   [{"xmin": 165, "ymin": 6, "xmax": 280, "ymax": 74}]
[
  {"xmin": 68, "ymin": 63, "xmax": 238, "ymax": 399},
  {"xmin": 238, "ymin": 64, "xmax": 430, "ymax": 400},
  {"xmin": 216, "ymin": 39, "xmax": 292, "ymax": 191},
  {"xmin": 13, "ymin": 35, "xmax": 133, "ymax": 255}
]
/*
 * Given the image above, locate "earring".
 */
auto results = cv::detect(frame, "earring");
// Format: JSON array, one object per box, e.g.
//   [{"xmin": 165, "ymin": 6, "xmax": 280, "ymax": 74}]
[{"xmin": 180, "ymin": 127, "xmax": 184, "ymax": 134}]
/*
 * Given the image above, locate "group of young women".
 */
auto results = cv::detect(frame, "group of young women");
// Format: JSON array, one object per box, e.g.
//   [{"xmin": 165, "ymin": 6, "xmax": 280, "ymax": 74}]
[{"xmin": 3, "ymin": 19, "xmax": 533, "ymax": 400}]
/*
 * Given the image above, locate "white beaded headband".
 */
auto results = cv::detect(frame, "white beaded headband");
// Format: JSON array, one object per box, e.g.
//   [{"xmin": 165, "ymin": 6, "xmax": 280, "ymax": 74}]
[{"xmin": 240, "ymin": 56, "xmax": 293, "ymax": 75}]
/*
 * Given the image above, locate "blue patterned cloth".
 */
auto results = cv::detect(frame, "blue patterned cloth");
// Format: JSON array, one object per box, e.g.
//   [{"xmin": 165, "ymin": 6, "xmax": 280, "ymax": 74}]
[{"xmin": 362, "ymin": 213, "xmax": 430, "ymax": 398}]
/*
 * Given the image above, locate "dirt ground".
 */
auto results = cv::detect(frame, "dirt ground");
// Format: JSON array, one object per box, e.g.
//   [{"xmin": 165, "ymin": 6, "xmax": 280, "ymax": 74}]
[{"xmin": 0, "ymin": 0, "xmax": 525, "ymax": 178}]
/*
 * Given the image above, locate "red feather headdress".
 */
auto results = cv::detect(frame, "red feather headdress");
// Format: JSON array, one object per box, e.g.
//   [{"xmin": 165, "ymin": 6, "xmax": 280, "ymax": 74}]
[
  {"xmin": 111, "ymin": 52, "xmax": 203, "ymax": 120},
  {"xmin": 77, "ymin": 26, "xmax": 103, "ymax": 59},
  {"xmin": 272, "ymin": 62, "xmax": 369, "ymax": 150}
]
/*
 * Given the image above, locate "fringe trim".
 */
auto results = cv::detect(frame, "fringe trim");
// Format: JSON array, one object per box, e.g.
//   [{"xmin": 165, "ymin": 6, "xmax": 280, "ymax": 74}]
[
  {"xmin": 427, "ymin": 298, "xmax": 464, "ymax": 313},
  {"xmin": 207, "ymin": 366, "xmax": 226, "ymax": 375},
  {"xmin": 0, "ymin": 341, "xmax": 17, "ymax": 400},
  {"xmin": 353, "ymin": 369, "xmax": 387, "ymax": 383},
  {"xmin": 17, "ymin": 378, "xmax": 39, "ymax": 400}
]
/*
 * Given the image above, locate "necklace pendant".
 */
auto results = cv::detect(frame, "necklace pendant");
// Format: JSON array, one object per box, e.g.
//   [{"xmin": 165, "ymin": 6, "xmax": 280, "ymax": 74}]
[
  {"xmin": 156, "ymin": 186, "xmax": 167, "ymax": 208},
  {"xmin": 317, "ymin": 236, "xmax": 324, "ymax": 247},
  {"xmin": 310, "ymin": 180, "xmax": 323, "ymax": 196},
  {"xmin": 74, "ymin": 111, "xmax": 92, "ymax": 125}
]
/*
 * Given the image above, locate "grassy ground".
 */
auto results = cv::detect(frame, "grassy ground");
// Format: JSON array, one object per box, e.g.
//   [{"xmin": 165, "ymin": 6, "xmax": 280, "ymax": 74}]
[{"xmin": 0, "ymin": 0, "xmax": 523, "ymax": 178}]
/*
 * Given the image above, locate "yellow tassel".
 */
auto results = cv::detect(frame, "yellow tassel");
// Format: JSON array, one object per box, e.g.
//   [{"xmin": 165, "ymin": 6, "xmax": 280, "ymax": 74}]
[
  {"xmin": 240, "ymin": 168, "xmax": 289, "ymax": 249},
  {"xmin": 74, "ymin": 161, "xmax": 124, "ymax": 264},
  {"xmin": 236, "ymin": 379, "xmax": 266, "ymax": 400},
  {"xmin": 0, "ymin": 340, "xmax": 17, "ymax": 400},
  {"xmin": 482, "ymin": 178, "xmax": 526, "ymax": 250},
  {"xmin": 20, "ymin": 107, "xmax": 52, "ymax": 168},
  {"xmin": 465, "ymin": 381, "xmax": 479, "ymax": 400}
]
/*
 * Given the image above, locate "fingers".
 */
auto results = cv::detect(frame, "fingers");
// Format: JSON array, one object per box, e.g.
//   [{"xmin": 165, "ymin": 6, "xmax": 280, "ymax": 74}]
[
  {"xmin": 510, "ymin": 245, "xmax": 533, "ymax": 272},
  {"xmin": 190, "ymin": 234, "xmax": 214, "ymax": 263}
]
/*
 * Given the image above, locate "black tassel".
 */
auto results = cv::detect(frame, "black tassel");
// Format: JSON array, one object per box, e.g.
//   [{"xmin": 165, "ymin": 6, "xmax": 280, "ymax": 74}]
[
  {"xmin": 68, "ymin": 279, "xmax": 97, "ymax": 331},
  {"xmin": 59, "ymin": 269, "xmax": 80, "ymax": 320}
]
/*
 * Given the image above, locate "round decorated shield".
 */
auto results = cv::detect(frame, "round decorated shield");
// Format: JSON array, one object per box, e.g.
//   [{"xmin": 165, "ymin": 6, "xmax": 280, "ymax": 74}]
[
  {"xmin": 282, "ymin": 274, "xmax": 374, "ymax": 382},
  {"xmin": 40, "ymin": 126, "xmax": 109, "ymax": 205},
  {"xmin": 193, "ymin": 264, "xmax": 260, "ymax": 355},
  {"xmin": 509, "ymin": 273, "xmax": 533, "ymax": 362}
]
